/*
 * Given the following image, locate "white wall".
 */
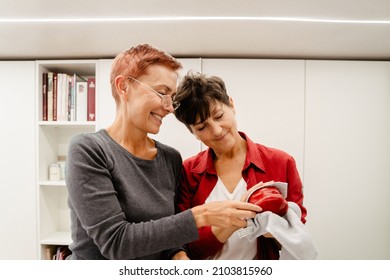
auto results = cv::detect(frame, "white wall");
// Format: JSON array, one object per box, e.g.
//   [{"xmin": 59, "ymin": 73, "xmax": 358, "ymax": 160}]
[
  {"xmin": 201, "ymin": 59, "xmax": 390, "ymax": 259},
  {"xmin": 304, "ymin": 60, "xmax": 390, "ymax": 259},
  {"xmin": 0, "ymin": 62, "xmax": 37, "ymax": 259}
]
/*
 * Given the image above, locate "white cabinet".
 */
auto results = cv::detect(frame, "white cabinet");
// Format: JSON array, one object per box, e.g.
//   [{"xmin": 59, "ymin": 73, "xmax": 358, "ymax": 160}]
[
  {"xmin": 36, "ymin": 60, "xmax": 97, "ymax": 259},
  {"xmin": 304, "ymin": 60, "xmax": 390, "ymax": 259},
  {"xmin": 0, "ymin": 61, "xmax": 37, "ymax": 259},
  {"xmin": 201, "ymin": 59, "xmax": 390, "ymax": 259},
  {"xmin": 95, "ymin": 59, "xmax": 115, "ymax": 131}
]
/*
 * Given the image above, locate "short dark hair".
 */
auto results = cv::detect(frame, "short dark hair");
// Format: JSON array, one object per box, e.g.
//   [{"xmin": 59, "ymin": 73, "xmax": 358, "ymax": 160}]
[{"xmin": 174, "ymin": 72, "xmax": 230, "ymax": 132}]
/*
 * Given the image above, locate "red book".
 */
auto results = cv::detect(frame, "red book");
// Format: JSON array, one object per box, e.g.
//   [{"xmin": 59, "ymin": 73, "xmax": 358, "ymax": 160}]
[
  {"xmin": 42, "ymin": 73, "xmax": 48, "ymax": 121},
  {"xmin": 87, "ymin": 77, "xmax": 96, "ymax": 121}
]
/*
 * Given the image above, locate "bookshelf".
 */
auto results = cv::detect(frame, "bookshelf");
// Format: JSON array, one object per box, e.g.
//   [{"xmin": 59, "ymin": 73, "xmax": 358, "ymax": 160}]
[{"xmin": 36, "ymin": 60, "xmax": 97, "ymax": 259}]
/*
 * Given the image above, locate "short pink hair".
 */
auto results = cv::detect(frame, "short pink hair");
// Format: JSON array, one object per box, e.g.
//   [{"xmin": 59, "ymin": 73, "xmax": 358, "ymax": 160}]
[{"xmin": 110, "ymin": 44, "xmax": 182, "ymax": 104}]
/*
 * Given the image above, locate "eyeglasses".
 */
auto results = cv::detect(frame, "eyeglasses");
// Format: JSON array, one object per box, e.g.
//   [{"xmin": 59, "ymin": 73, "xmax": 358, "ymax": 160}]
[{"xmin": 127, "ymin": 77, "xmax": 180, "ymax": 111}]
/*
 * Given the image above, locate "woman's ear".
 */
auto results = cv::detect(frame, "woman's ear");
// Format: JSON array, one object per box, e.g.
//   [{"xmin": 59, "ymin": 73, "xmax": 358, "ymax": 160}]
[
  {"xmin": 115, "ymin": 75, "xmax": 128, "ymax": 100},
  {"xmin": 229, "ymin": 97, "xmax": 236, "ymax": 113}
]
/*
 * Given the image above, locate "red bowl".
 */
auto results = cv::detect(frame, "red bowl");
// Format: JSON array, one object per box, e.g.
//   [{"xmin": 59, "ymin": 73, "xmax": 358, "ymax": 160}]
[{"xmin": 248, "ymin": 186, "xmax": 288, "ymax": 216}]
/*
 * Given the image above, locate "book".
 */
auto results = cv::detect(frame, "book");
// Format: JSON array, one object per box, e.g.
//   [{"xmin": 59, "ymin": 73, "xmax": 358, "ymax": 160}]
[
  {"xmin": 71, "ymin": 74, "xmax": 87, "ymax": 122},
  {"xmin": 47, "ymin": 72, "xmax": 54, "ymax": 121},
  {"xmin": 58, "ymin": 73, "xmax": 70, "ymax": 122},
  {"xmin": 43, "ymin": 245, "xmax": 56, "ymax": 260},
  {"xmin": 52, "ymin": 73, "xmax": 58, "ymax": 121},
  {"xmin": 87, "ymin": 77, "xmax": 96, "ymax": 121},
  {"xmin": 56, "ymin": 73, "xmax": 64, "ymax": 121},
  {"xmin": 55, "ymin": 246, "xmax": 71, "ymax": 260},
  {"xmin": 42, "ymin": 73, "xmax": 48, "ymax": 121},
  {"xmin": 45, "ymin": 72, "xmax": 87, "ymax": 122},
  {"xmin": 76, "ymin": 81, "xmax": 88, "ymax": 122},
  {"xmin": 68, "ymin": 75, "xmax": 73, "ymax": 121}
]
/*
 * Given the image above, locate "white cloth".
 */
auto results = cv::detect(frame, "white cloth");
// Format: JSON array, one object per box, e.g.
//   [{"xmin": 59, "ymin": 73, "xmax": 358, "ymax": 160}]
[{"xmin": 241, "ymin": 202, "xmax": 320, "ymax": 260}]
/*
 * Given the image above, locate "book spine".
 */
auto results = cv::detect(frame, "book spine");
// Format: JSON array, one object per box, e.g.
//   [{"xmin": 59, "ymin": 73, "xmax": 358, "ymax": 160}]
[
  {"xmin": 58, "ymin": 73, "xmax": 68, "ymax": 122},
  {"xmin": 62, "ymin": 74, "xmax": 69, "ymax": 121},
  {"xmin": 67, "ymin": 74, "xmax": 72, "ymax": 121},
  {"xmin": 42, "ymin": 73, "xmax": 48, "ymax": 121},
  {"xmin": 76, "ymin": 81, "xmax": 88, "ymax": 122},
  {"xmin": 87, "ymin": 77, "xmax": 96, "ymax": 121},
  {"xmin": 47, "ymin": 72, "xmax": 53, "ymax": 121},
  {"xmin": 70, "ymin": 74, "xmax": 76, "ymax": 121},
  {"xmin": 52, "ymin": 73, "xmax": 58, "ymax": 121}
]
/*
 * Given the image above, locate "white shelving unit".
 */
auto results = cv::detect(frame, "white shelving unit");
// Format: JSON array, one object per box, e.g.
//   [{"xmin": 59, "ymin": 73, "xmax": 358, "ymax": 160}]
[{"xmin": 35, "ymin": 60, "xmax": 97, "ymax": 259}]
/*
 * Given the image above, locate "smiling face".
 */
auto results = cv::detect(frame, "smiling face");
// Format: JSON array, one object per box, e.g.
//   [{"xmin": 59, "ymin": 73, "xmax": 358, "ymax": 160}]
[
  {"xmin": 124, "ymin": 64, "xmax": 179, "ymax": 135},
  {"xmin": 190, "ymin": 100, "xmax": 240, "ymax": 154}
]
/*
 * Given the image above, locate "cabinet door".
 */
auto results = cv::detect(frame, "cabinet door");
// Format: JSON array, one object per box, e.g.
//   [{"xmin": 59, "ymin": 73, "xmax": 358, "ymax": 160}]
[
  {"xmin": 0, "ymin": 61, "xmax": 37, "ymax": 259},
  {"xmin": 304, "ymin": 61, "xmax": 390, "ymax": 259},
  {"xmin": 96, "ymin": 59, "xmax": 116, "ymax": 131},
  {"xmin": 201, "ymin": 59, "xmax": 305, "ymax": 176},
  {"xmin": 97, "ymin": 58, "xmax": 202, "ymax": 160}
]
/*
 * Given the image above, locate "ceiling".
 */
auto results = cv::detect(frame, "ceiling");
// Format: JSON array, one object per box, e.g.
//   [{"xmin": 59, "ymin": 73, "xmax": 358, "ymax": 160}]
[{"xmin": 1, "ymin": 0, "xmax": 390, "ymax": 60}]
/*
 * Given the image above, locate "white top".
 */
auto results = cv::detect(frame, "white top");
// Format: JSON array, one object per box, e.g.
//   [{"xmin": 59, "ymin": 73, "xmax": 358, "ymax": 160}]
[{"xmin": 205, "ymin": 177, "xmax": 257, "ymax": 260}]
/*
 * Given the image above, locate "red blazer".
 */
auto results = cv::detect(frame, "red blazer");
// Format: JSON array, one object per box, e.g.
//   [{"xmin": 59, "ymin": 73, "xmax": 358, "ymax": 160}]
[{"xmin": 176, "ymin": 132, "xmax": 307, "ymax": 260}]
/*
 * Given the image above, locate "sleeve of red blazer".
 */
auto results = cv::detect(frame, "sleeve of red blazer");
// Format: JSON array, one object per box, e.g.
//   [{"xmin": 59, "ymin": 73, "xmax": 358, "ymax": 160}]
[{"xmin": 286, "ymin": 156, "xmax": 307, "ymax": 224}]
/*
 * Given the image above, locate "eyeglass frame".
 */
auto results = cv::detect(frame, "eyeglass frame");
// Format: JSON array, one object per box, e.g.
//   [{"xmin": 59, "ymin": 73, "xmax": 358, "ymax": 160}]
[{"xmin": 126, "ymin": 76, "xmax": 180, "ymax": 110}]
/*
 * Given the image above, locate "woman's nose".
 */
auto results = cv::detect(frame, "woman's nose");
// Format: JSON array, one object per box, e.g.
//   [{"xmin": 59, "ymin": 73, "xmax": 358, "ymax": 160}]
[{"xmin": 209, "ymin": 122, "xmax": 222, "ymax": 136}]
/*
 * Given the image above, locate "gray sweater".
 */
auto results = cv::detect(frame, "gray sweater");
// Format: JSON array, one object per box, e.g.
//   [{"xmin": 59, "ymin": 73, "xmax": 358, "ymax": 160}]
[{"xmin": 65, "ymin": 129, "xmax": 198, "ymax": 259}]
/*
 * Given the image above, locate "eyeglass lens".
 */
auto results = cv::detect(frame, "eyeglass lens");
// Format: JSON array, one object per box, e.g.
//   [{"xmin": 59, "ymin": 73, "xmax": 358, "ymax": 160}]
[{"xmin": 129, "ymin": 76, "xmax": 180, "ymax": 110}]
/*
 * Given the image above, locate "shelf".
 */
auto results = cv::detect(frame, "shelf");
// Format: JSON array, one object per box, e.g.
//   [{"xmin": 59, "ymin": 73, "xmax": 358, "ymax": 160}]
[
  {"xmin": 40, "ymin": 180, "xmax": 66, "ymax": 187},
  {"xmin": 39, "ymin": 121, "xmax": 96, "ymax": 128},
  {"xmin": 36, "ymin": 60, "xmax": 96, "ymax": 77},
  {"xmin": 40, "ymin": 231, "xmax": 72, "ymax": 246}
]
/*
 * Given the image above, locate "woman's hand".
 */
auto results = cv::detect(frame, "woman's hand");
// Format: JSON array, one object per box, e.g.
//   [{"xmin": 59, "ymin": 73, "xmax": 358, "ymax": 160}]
[
  {"xmin": 211, "ymin": 226, "xmax": 240, "ymax": 243},
  {"xmin": 171, "ymin": 250, "xmax": 190, "ymax": 260},
  {"xmin": 191, "ymin": 200, "xmax": 261, "ymax": 229},
  {"xmin": 241, "ymin": 181, "xmax": 276, "ymax": 202}
]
